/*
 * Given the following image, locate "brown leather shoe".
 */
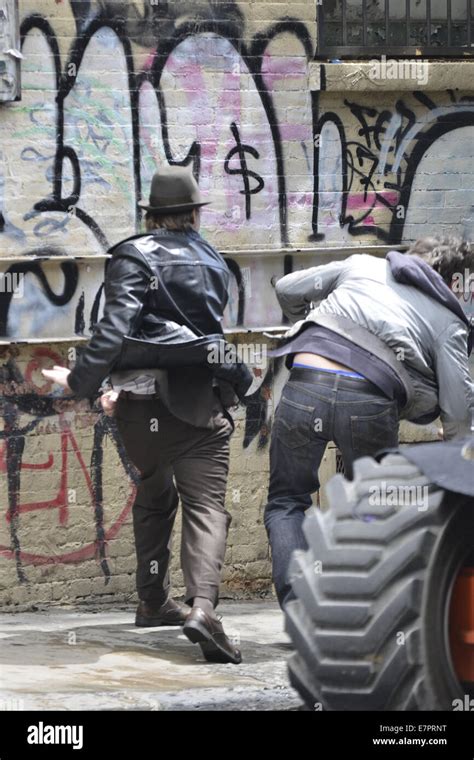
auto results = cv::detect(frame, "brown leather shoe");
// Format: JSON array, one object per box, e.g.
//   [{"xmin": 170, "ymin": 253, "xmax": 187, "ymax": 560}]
[
  {"xmin": 135, "ymin": 598, "xmax": 191, "ymax": 627},
  {"xmin": 183, "ymin": 607, "xmax": 242, "ymax": 664}
]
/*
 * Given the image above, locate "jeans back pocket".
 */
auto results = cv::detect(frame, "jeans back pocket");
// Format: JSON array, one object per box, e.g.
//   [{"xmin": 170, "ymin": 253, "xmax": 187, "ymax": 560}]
[{"xmin": 275, "ymin": 396, "xmax": 318, "ymax": 449}]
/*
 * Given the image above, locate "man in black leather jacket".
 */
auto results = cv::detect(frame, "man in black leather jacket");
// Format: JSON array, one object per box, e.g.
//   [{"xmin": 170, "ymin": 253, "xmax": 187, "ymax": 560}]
[{"xmin": 43, "ymin": 167, "xmax": 249, "ymax": 665}]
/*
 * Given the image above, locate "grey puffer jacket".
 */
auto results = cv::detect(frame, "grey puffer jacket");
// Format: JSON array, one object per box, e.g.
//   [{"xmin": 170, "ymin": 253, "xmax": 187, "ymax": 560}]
[{"xmin": 275, "ymin": 254, "xmax": 473, "ymax": 440}]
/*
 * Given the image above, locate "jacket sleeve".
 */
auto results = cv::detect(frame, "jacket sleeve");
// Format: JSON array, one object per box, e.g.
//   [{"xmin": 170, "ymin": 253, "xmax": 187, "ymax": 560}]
[
  {"xmin": 275, "ymin": 260, "xmax": 345, "ymax": 323},
  {"xmin": 68, "ymin": 250, "xmax": 150, "ymax": 400},
  {"xmin": 434, "ymin": 321, "xmax": 474, "ymax": 440}
]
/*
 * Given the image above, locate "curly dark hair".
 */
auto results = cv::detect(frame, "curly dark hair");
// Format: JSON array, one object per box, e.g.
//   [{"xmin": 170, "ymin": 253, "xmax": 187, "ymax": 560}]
[{"xmin": 407, "ymin": 235, "xmax": 474, "ymax": 287}]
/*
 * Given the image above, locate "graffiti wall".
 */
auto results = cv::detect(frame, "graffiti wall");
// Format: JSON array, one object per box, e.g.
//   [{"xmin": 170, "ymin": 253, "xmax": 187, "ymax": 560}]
[
  {"xmin": 0, "ymin": 0, "xmax": 316, "ymax": 605},
  {"xmin": 0, "ymin": 337, "xmax": 286, "ymax": 605},
  {"xmin": 0, "ymin": 1, "xmax": 472, "ymax": 606},
  {"xmin": 312, "ymin": 89, "xmax": 474, "ymax": 245},
  {"xmin": 1, "ymin": 0, "xmax": 315, "ymax": 258}
]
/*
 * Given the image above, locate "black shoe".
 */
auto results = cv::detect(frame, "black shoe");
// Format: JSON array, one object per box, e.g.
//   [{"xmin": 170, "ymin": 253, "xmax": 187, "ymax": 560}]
[
  {"xmin": 135, "ymin": 598, "xmax": 191, "ymax": 627},
  {"xmin": 183, "ymin": 607, "xmax": 242, "ymax": 664}
]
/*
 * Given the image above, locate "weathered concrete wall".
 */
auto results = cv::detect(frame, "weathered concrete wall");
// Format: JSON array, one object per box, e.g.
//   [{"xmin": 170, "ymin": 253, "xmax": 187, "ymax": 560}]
[{"xmin": 0, "ymin": 1, "xmax": 472, "ymax": 607}]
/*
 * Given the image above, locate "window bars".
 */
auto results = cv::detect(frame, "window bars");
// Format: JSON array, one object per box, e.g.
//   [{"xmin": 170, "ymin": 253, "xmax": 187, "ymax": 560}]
[{"xmin": 317, "ymin": 0, "xmax": 474, "ymax": 58}]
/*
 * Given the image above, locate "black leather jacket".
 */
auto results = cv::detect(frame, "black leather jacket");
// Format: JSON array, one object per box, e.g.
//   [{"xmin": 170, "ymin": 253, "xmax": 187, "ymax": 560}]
[{"xmin": 68, "ymin": 229, "xmax": 249, "ymax": 401}]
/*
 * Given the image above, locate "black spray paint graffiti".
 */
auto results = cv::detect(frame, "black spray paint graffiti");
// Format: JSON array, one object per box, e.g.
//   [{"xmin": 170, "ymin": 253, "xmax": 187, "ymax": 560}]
[
  {"xmin": 143, "ymin": 15, "xmax": 312, "ymax": 247},
  {"xmin": 241, "ymin": 357, "xmax": 284, "ymax": 450},
  {"xmin": 0, "ymin": 258, "xmax": 78, "ymax": 336},
  {"xmin": 69, "ymin": 0, "xmax": 246, "ymax": 50},
  {"xmin": 17, "ymin": 4, "xmax": 313, "ymax": 250},
  {"xmin": 224, "ymin": 122, "xmax": 265, "ymax": 220},
  {"xmin": 0, "ymin": 256, "xmax": 104, "ymax": 339},
  {"xmin": 0, "ymin": 347, "xmax": 283, "ymax": 583},
  {"xmin": 310, "ymin": 89, "xmax": 474, "ymax": 243},
  {"xmin": 0, "ymin": 352, "xmax": 140, "ymax": 584},
  {"xmin": 0, "ymin": 246, "xmax": 287, "ymax": 451},
  {"xmin": 0, "ymin": 2, "xmax": 312, "ymax": 449}
]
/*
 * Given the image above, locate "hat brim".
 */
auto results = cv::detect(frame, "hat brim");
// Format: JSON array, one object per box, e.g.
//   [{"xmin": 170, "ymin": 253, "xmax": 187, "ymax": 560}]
[{"xmin": 138, "ymin": 201, "xmax": 211, "ymax": 213}]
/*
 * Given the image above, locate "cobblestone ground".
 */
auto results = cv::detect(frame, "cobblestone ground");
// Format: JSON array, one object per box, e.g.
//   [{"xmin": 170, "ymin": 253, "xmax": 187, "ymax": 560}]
[{"xmin": 0, "ymin": 601, "xmax": 303, "ymax": 711}]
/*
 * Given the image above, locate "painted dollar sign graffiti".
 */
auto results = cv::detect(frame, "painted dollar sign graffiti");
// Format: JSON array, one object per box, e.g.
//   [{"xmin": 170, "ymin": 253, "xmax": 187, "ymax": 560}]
[{"xmin": 224, "ymin": 122, "xmax": 265, "ymax": 220}]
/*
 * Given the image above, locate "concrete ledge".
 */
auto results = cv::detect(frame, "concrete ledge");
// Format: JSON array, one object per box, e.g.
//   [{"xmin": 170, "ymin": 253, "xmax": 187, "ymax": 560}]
[{"xmin": 310, "ymin": 60, "xmax": 474, "ymax": 92}]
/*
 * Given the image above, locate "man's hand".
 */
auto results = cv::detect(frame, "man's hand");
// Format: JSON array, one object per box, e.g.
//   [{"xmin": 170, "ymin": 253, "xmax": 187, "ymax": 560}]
[
  {"xmin": 41, "ymin": 365, "xmax": 72, "ymax": 390},
  {"xmin": 101, "ymin": 389, "xmax": 119, "ymax": 417}
]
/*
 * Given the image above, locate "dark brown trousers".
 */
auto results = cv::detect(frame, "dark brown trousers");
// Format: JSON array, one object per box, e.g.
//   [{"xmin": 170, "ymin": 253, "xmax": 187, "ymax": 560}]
[{"xmin": 115, "ymin": 395, "xmax": 233, "ymax": 607}]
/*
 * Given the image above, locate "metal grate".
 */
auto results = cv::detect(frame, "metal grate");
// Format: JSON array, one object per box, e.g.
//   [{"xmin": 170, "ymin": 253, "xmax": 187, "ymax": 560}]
[{"xmin": 317, "ymin": 0, "xmax": 474, "ymax": 58}]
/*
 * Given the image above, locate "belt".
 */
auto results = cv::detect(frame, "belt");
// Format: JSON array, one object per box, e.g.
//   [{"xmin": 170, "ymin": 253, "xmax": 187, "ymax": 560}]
[
  {"xmin": 119, "ymin": 391, "xmax": 159, "ymax": 401},
  {"xmin": 289, "ymin": 367, "xmax": 388, "ymax": 397}
]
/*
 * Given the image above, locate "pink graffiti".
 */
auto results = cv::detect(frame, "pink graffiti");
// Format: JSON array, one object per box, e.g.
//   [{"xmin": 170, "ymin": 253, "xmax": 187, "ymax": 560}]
[{"xmin": 346, "ymin": 191, "xmax": 400, "ymax": 225}]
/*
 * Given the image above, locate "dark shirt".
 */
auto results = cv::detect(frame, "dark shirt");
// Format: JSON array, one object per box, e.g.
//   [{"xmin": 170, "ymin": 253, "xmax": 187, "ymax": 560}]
[{"xmin": 270, "ymin": 324, "xmax": 406, "ymax": 403}]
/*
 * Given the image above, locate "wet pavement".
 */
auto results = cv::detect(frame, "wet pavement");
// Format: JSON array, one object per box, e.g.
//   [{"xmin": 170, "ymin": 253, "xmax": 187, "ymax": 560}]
[{"xmin": 0, "ymin": 601, "xmax": 302, "ymax": 711}]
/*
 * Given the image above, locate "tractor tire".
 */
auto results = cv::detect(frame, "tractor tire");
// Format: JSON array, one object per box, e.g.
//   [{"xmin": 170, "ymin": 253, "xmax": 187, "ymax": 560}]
[{"xmin": 285, "ymin": 452, "xmax": 474, "ymax": 711}]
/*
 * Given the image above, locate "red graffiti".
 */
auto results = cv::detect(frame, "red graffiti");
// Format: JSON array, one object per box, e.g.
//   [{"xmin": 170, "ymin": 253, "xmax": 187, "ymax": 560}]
[
  {"xmin": 24, "ymin": 346, "xmax": 64, "ymax": 395},
  {"xmin": 2, "ymin": 428, "xmax": 85, "ymax": 526},
  {"xmin": 0, "ymin": 420, "xmax": 135, "ymax": 564},
  {"xmin": 0, "ymin": 346, "xmax": 136, "ymax": 567}
]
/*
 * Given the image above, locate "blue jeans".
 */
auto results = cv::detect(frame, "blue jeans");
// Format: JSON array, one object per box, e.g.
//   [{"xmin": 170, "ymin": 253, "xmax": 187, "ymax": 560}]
[{"xmin": 264, "ymin": 368, "xmax": 399, "ymax": 608}]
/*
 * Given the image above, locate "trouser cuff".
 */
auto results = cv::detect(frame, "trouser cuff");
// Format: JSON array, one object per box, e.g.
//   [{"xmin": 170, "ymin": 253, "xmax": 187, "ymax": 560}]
[{"xmin": 185, "ymin": 585, "xmax": 219, "ymax": 607}]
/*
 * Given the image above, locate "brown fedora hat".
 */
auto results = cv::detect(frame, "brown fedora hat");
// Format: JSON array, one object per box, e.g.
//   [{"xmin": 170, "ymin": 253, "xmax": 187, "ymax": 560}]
[{"xmin": 138, "ymin": 165, "xmax": 210, "ymax": 214}]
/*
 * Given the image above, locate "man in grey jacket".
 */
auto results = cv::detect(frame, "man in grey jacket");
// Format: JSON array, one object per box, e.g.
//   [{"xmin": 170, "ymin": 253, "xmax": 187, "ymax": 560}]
[{"xmin": 266, "ymin": 236, "xmax": 473, "ymax": 608}]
